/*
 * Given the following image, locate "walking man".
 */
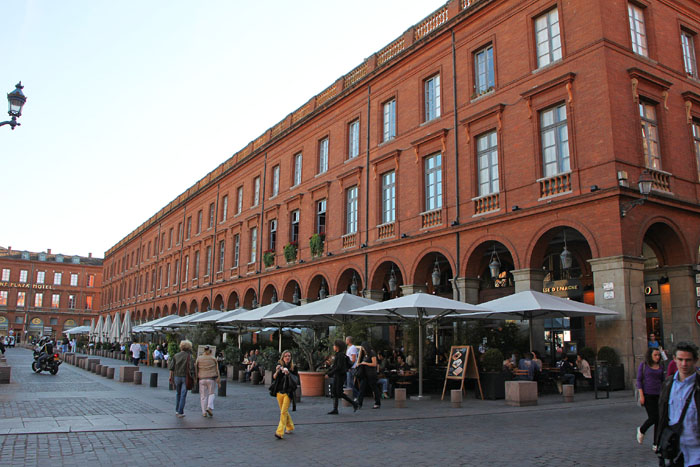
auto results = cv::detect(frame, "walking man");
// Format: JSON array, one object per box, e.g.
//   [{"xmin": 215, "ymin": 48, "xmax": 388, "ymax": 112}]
[
  {"xmin": 129, "ymin": 341, "xmax": 141, "ymax": 366},
  {"xmin": 345, "ymin": 336, "xmax": 359, "ymax": 398},
  {"xmin": 656, "ymin": 342, "xmax": 700, "ymax": 466}
]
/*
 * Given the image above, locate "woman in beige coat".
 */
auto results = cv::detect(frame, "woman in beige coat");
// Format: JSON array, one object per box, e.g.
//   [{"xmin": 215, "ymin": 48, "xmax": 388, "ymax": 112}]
[{"xmin": 195, "ymin": 346, "xmax": 221, "ymax": 417}]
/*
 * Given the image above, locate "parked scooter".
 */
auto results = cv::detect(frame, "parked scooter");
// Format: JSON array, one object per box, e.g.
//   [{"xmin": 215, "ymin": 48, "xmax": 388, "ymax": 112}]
[{"xmin": 32, "ymin": 337, "xmax": 61, "ymax": 375}]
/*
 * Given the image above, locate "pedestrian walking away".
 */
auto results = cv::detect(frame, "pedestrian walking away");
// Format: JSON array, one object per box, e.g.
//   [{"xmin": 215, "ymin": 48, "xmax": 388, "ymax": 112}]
[
  {"xmin": 129, "ymin": 341, "xmax": 141, "ymax": 366},
  {"xmin": 636, "ymin": 348, "xmax": 665, "ymax": 449},
  {"xmin": 169, "ymin": 340, "xmax": 194, "ymax": 418},
  {"xmin": 356, "ymin": 341, "xmax": 381, "ymax": 410},
  {"xmin": 270, "ymin": 350, "xmax": 298, "ymax": 439},
  {"xmin": 345, "ymin": 336, "xmax": 359, "ymax": 398},
  {"xmin": 655, "ymin": 341, "xmax": 700, "ymax": 467},
  {"xmin": 326, "ymin": 339, "xmax": 358, "ymax": 414},
  {"xmin": 195, "ymin": 345, "xmax": 221, "ymax": 418}
]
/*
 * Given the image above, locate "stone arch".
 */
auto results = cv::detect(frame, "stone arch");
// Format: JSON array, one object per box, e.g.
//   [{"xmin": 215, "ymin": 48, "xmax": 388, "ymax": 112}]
[
  {"xmin": 213, "ymin": 294, "xmax": 225, "ymax": 311},
  {"xmin": 637, "ymin": 218, "xmax": 690, "ymax": 266},
  {"xmin": 463, "ymin": 236, "xmax": 519, "ymax": 277},
  {"xmin": 243, "ymin": 288, "xmax": 258, "ymax": 308},
  {"xmin": 155, "ymin": 306, "xmax": 161, "ymax": 318},
  {"xmin": 464, "ymin": 239, "xmax": 517, "ymax": 303},
  {"xmin": 189, "ymin": 299, "xmax": 199, "ymax": 315},
  {"xmin": 369, "ymin": 260, "xmax": 405, "ymax": 299},
  {"xmin": 163, "ymin": 304, "xmax": 169, "ymax": 316},
  {"xmin": 282, "ymin": 279, "xmax": 302, "ymax": 304},
  {"xmin": 336, "ymin": 268, "xmax": 363, "ymax": 295},
  {"xmin": 201, "ymin": 296, "xmax": 210, "ymax": 312},
  {"xmin": 526, "ymin": 220, "xmax": 599, "ymax": 270},
  {"xmin": 307, "ymin": 274, "xmax": 331, "ymax": 301},
  {"xmin": 148, "ymin": 308, "xmax": 154, "ymax": 321},
  {"xmin": 179, "ymin": 301, "xmax": 187, "ymax": 316},
  {"xmin": 411, "ymin": 251, "xmax": 454, "ymax": 296},
  {"xmin": 528, "ymin": 225, "xmax": 594, "ymax": 283},
  {"xmin": 227, "ymin": 291, "xmax": 239, "ymax": 310},
  {"xmin": 261, "ymin": 284, "xmax": 279, "ymax": 305}
]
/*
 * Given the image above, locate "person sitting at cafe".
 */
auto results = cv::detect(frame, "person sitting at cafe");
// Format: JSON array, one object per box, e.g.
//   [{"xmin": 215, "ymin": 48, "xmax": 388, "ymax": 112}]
[
  {"xmin": 153, "ymin": 345, "xmax": 164, "ymax": 366},
  {"xmin": 377, "ymin": 352, "xmax": 390, "ymax": 399},
  {"xmin": 245, "ymin": 349, "xmax": 260, "ymax": 382},
  {"xmin": 557, "ymin": 354, "xmax": 576, "ymax": 393},
  {"xmin": 396, "ymin": 355, "xmax": 411, "ymax": 375},
  {"xmin": 503, "ymin": 357, "xmax": 516, "ymax": 373},
  {"xmin": 575, "ymin": 353, "xmax": 592, "ymax": 387},
  {"xmin": 517, "ymin": 353, "xmax": 536, "ymax": 381},
  {"xmin": 531, "ymin": 351, "xmax": 543, "ymax": 372}
]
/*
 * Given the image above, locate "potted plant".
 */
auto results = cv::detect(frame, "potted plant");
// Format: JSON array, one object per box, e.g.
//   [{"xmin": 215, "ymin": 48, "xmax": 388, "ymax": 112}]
[
  {"xmin": 283, "ymin": 242, "xmax": 298, "ymax": 263},
  {"xmin": 263, "ymin": 249, "xmax": 275, "ymax": 268},
  {"xmin": 223, "ymin": 345, "xmax": 242, "ymax": 381},
  {"xmin": 309, "ymin": 233, "xmax": 325, "ymax": 258},
  {"xmin": 292, "ymin": 331, "xmax": 327, "ymax": 396},
  {"xmin": 597, "ymin": 346, "xmax": 624, "ymax": 390},
  {"xmin": 259, "ymin": 347, "xmax": 279, "ymax": 386},
  {"xmin": 479, "ymin": 348, "xmax": 506, "ymax": 400}
]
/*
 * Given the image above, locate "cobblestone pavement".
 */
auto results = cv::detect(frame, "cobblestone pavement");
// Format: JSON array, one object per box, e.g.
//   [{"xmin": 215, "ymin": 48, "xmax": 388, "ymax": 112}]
[{"xmin": 0, "ymin": 348, "xmax": 660, "ymax": 466}]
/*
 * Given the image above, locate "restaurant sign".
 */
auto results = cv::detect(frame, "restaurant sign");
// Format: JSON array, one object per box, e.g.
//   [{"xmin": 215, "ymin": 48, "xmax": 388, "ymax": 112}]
[
  {"xmin": 28, "ymin": 317, "xmax": 43, "ymax": 330},
  {"xmin": 0, "ymin": 316, "xmax": 7, "ymax": 330},
  {"xmin": 543, "ymin": 279, "xmax": 582, "ymax": 299},
  {"xmin": 0, "ymin": 281, "xmax": 54, "ymax": 290}
]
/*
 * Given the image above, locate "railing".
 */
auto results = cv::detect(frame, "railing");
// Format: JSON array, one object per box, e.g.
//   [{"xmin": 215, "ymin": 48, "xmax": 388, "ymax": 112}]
[
  {"xmin": 316, "ymin": 84, "xmax": 338, "ymax": 107},
  {"xmin": 538, "ymin": 172, "xmax": 572, "ymax": 198},
  {"xmin": 473, "ymin": 193, "xmax": 500, "ymax": 215},
  {"xmin": 648, "ymin": 168, "xmax": 672, "ymax": 193},
  {"xmin": 377, "ymin": 37, "xmax": 405, "ymax": 66},
  {"xmin": 460, "ymin": 0, "xmax": 473, "ymax": 9},
  {"xmin": 344, "ymin": 63, "xmax": 367, "ymax": 89},
  {"xmin": 414, "ymin": 6, "xmax": 449, "ymax": 41},
  {"xmin": 377, "ymin": 222, "xmax": 395, "ymax": 240},
  {"xmin": 291, "ymin": 101, "xmax": 313, "ymax": 124},
  {"xmin": 342, "ymin": 232, "xmax": 357, "ymax": 249},
  {"xmin": 421, "ymin": 209, "xmax": 442, "ymax": 228}
]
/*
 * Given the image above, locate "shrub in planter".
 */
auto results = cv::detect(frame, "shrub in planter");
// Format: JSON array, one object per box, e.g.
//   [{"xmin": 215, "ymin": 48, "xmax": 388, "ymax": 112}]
[
  {"xmin": 309, "ymin": 233, "xmax": 325, "ymax": 258},
  {"xmin": 263, "ymin": 250, "xmax": 275, "ymax": 268},
  {"xmin": 579, "ymin": 346, "xmax": 595, "ymax": 363},
  {"xmin": 597, "ymin": 346, "xmax": 624, "ymax": 390},
  {"xmin": 480, "ymin": 348, "xmax": 506, "ymax": 400},
  {"xmin": 283, "ymin": 242, "xmax": 298, "ymax": 263},
  {"xmin": 482, "ymin": 348, "xmax": 504, "ymax": 372}
]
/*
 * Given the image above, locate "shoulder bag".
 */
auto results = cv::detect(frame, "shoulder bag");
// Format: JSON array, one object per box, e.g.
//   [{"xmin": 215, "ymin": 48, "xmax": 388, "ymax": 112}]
[
  {"xmin": 185, "ymin": 354, "xmax": 194, "ymax": 390},
  {"xmin": 657, "ymin": 387, "xmax": 695, "ymax": 464}
]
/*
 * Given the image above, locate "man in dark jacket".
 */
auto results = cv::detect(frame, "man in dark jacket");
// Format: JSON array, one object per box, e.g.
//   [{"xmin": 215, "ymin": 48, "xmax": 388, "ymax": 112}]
[
  {"xmin": 655, "ymin": 341, "xmax": 699, "ymax": 466},
  {"xmin": 326, "ymin": 339, "xmax": 358, "ymax": 414}
]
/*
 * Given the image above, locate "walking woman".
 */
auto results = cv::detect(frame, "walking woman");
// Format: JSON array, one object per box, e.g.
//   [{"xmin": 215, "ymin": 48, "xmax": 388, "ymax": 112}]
[
  {"xmin": 271, "ymin": 350, "xmax": 298, "ymax": 439},
  {"xmin": 195, "ymin": 345, "xmax": 220, "ymax": 418},
  {"xmin": 356, "ymin": 342, "xmax": 381, "ymax": 409},
  {"xmin": 168, "ymin": 340, "xmax": 194, "ymax": 418},
  {"xmin": 636, "ymin": 347, "xmax": 665, "ymax": 447},
  {"xmin": 326, "ymin": 339, "xmax": 359, "ymax": 414}
]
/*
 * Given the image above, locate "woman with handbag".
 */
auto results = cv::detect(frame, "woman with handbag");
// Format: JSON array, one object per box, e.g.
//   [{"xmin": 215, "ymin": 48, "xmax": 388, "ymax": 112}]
[
  {"xmin": 195, "ymin": 345, "xmax": 220, "ymax": 418},
  {"xmin": 636, "ymin": 347, "xmax": 665, "ymax": 448},
  {"xmin": 168, "ymin": 340, "xmax": 194, "ymax": 418},
  {"xmin": 271, "ymin": 350, "xmax": 298, "ymax": 439},
  {"xmin": 356, "ymin": 342, "xmax": 381, "ymax": 410},
  {"xmin": 326, "ymin": 339, "xmax": 359, "ymax": 414}
]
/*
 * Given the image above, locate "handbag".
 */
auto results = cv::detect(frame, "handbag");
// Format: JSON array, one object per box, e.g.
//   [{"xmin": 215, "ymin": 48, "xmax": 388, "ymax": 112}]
[
  {"xmin": 185, "ymin": 354, "xmax": 194, "ymax": 390},
  {"xmin": 657, "ymin": 387, "xmax": 695, "ymax": 463}
]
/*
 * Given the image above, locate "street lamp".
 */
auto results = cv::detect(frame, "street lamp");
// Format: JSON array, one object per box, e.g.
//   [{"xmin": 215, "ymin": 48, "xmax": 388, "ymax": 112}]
[
  {"xmin": 388, "ymin": 266, "xmax": 398, "ymax": 294},
  {"xmin": 488, "ymin": 244, "xmax": 501, "ymax": 280},
  {"xmin": 431, "ymin": 256, "xmax": 441, "ymax": 288},
  {"xmin": 620, "ymin": 170, "xmax": 654, "ymax": 217},
  {"xmin": 350, "ymin": 273, "xmax": 358, "ymax": 295},
  {"xmin": 293, "ymin": 285, "xmax": 299, "ymax": 305},
  {"xmin": 1, "ymin": 82, "xmax": 27, "ymax": 130},
  {"xmin": 319, "ymin": 280, "xmax": 327, "ymax": 300},
  {"xmin": 560, "ymin": 229, "xmax": 573, "ymax": 271}
]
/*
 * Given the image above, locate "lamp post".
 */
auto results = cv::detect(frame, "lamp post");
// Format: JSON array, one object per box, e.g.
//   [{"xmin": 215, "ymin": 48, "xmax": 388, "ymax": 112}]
[
  {"xmin": 620, "ymin": 170, "xmax": 654, "ymax": 217},
  {"xmin": 350, "ymin": 273, "xmax": 358, "ymax": 295},
  {"xmin": 319, "ymin": 280, "xmax": 327, "ymax": 300},
  {"xmin": 431, "ymin": 256, "xmax": 441, "ymax": 290},
  {"xmin": 488, "ymin": 244, "xmax": 501, "ymax": 281},
  {"xmin": 388, "ymin": 266, "xmax": 398, "ymax": 295},
  {"xmin": 1, "ymin": 83, "xmax": 27, "ymax": 130}
]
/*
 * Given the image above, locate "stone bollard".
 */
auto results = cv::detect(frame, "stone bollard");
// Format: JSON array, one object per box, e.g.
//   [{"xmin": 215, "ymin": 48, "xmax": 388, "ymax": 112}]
[
  {"xmin": 227, "ymin": 365, "xmax": 235, "ymax": 381},
  {"xmin": 238, "ymin": 370, "xmax": 246, "ymax": 382},
  {"xmin": 101, "ymin": 366, "xmax": 108, "ymax": 377},
  {"xmin": 251, "ymin": 370, "xmax": 261, "ymax": 385},
  {"xmin": 95, "ymin": 364, "xmax": 102, "ymax": 374},
  {"xmin": 107, "ymin": 367, "xmax": 115, "ymax": 379},
  {"xmin": 87, "ymin": 359, "xmax": 100, "ymax": 372},
  {"xmin": 451, "ymin": 389, "xmax": 463, "ymax": 408},
  {"xmin": 394, "ymin": 388, "xmax": 407, "ymax": 408},
  {"xmin": 134, "ymin": 371, "xmax": 142, "ymax": 385},
  {"xmin": 342, "ymin": 388, "xmax": 354, "ymax": 407},
  {"xmin": 294, "ymin": 388, "xmax": 301, "ymax": 403},
  {"xmin": 218, "ymin": 380, "xmax": 227, "ymax": 397},
  {"xmin": 150, "ymin": 373, "xmax": 158, "ymax": 388},
  {"xmin": 562, "ymin": 384, "xmax": 574, "ymax": 403},
  {"xmin": 119, "ymin": 366, "xmax": 138, "ymax": 382}
]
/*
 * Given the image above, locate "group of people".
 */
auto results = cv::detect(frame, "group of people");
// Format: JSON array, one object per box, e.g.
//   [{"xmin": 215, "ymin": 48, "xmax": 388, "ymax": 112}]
[
  {"xmin": 636, "ymin": 339, "xmax": 699, "ymax": 466},
  {"xmin": 502, "ymin": 350, "xmax": 592, "ymax": 393},
  {"xmin": 168, "ymin": 340, "xmax": 221, "ymax": 419}
]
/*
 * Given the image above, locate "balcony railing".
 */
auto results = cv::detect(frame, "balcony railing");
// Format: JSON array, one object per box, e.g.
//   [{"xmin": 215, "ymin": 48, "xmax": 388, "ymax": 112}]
[
  {"xmin": 538, "ymin": 172, "xmax": 572, "ymax": 199},
  {"xmin": 421, "ymin": 209, "xmax": 442, "ymax": 229},
  {"xmin": 342, "ymin": 232, "xmax": 357, "ymax": 249},
  {"xmin": 414, "ymin": 5, "xmax": 449, "ymax": 41},
  {"xmin": 473, "ymin": 193, "xmax": 500, "ymax": 215},
  {"xmin": 377, "ymin": 222, "xmax": 396, "ymax": 240},
  {"xmin": 648, "ymin": 168, "xmax": 672, "ymax": 193}
]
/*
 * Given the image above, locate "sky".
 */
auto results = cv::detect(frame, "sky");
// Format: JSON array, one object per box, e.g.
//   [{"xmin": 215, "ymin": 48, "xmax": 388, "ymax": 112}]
[{"xmin": 2, "ymin": 0, "xmax": 447, "ymax": 259}]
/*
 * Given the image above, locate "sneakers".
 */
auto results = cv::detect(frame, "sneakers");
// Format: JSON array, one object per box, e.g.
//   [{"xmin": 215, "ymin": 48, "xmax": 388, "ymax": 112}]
[
  {"xmin": 176, "ymin": 413, "xmax": 185, "ymax": 418},
  {"xmin": 372, "ymin": 404, "xmax": 380, "ymax": 409},
  {"xmin": 652, "ymin": 445, "xmax": 657, "ymax": 452},
  {"xmin": 636, "ymin": 426, "xmax": 644, "ymax": 444},
  {"xmin": 202, "ymin": 413, "xmax": 208, "ymax": 418},
  {"xmin": 327, "ymin": 409, "xmax": 339, "ymax": 415},
  {"xmin": 206, "ymin": 408, "xmax": 213, "ymax": 417}
]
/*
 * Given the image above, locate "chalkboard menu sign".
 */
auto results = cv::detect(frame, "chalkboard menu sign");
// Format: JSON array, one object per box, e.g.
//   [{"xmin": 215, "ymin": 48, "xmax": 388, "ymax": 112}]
[
  {"xmin": 447, "ymin": 347, "xmax": 468, "ymax": 378},
  {"xmin": 441, "ymin": 345, "xmax": 483, "ymax": 400}
]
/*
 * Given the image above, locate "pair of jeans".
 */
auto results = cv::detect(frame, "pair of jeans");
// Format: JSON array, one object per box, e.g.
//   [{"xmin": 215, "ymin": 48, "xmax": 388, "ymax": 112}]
[
  {"xmin": 199, "ymin": 379, "xmax": 216, "ymax": 414},
  {"xmin": 132, "ymin": 357, "xmax": 140, "ymax": 366},
  {"xmin": 174, "ymin": 376, "xmax": 187, "ymax": 414},
  {"xmin": 275, "ymin": 393, "xmax": 294, "ymax": 437},
  {"xmin": 640, "ymin": 393, "xmax": 660, "ymax": 441},
  {"xmin": 378, "ymin": 377, "xmax": 389, "ymax": 394}
]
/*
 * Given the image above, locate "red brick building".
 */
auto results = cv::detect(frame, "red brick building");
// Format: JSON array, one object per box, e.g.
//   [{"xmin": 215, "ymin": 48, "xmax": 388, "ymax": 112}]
[
  {"xmin": 0, "ymin": 246, "xmax": 102, "ymax": 342},
  {"xmin": 102, "ymin": 0, "xmax": 700, "ymax": 381}
]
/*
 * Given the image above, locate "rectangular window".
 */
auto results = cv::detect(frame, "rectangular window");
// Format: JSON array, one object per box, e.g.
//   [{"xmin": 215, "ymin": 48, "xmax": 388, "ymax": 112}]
[
  {"xmin": 682, "ymin": 31, "xmax": 698, "ymax": 78},
  {"xmin": 253, "ymin": 176, "xmax": 260, "ymax": 206},
  {"xmin": 628, "ymin": 3, "xmax": 648, "ymax": 57},
  {"xmin": 68, "ymin": 294, "xmax": 75, "ymax": 309},
  {"xmin": 197, "ymin": 210, "xmax": 203, "ymax": 234},
  {"xmin": 540, "ymin": 104, "xmax": 570, "ymax": 177},
  {"xmin": 208, "ymin": 203, "xmax": 215, "ymax": 228},
  {"xmin": 186, "ymin": 216, "xmax": 192, "ymax": 240},
  {"xmin": 221, "ymin": 195, "xmax": 229, "ymax": 222},
  {"xmin": 161, "ymin": 232, "xmax": 165, "ymax": 251},
  {"xmin": 34, "ymin": 293, "xmax": 43, "ymax": 308},
  {"xmin": 87, "ymin": 274, "xmax": 95, "ymax": 287},
  {"xmin": 174, "ymin": 259, "xmax": 180, "ymax": 284},
  {"xmin": 176, "ymin": 222, "xmax": 182, "ymax": 244},
  {"xmin": 233, "ymin": 234, "xmax": 240, "ymax": 268},
  {"xmin": 383, "ymin": 99, "xmax": 396, "ymax": 142},
  {"xmin": 86, "ymin": 296, "xmax": 93, "ymax": 310},
  {"xmin": 316, "ymin": 199, "xmax": 327, "ymax": 234},
  {"xmin": 194, "ymin": 250, "xmax": 200, "ymax": 279},
  {"xmin": 424, "ymin": 75, "xmax": 441, "ymax": 121},
  {"xmin": 205, "ymin": 246, "xmax": 212, "ymax": 277},
  {"xmin": 318, "ymin": 137, "xmax": 329, "ymax": 174},
  {"xmin": 639, "ymin": 100, "xmax": 661, "ymax": 170},
  {"xmin": 294, "ymin": 153, "xmax": 303, "ymax": 186},
  {"xmin": 36, "ymin": 271, "xmax": 45, "ymax": 284},
  {"xmin": 1, "ymin": 269, "xmax": 9, "ymax": 281},
  {"xmin": 51, "ymin": 293, "xmax": 60, "ymax": 308},
  {"xmin": 183, "ymin": 255, "xmax": 189, "ymax": 283},
  {"xmin": 70, "ymin": 273, "xmax": 78, "ymax": 286},
  {"xmin": 693, "ymin": 120, "xmax": 700, "ymax": 182},
  {"xmin": 477, "ymin": 131, "xmax": 499, "ymax": 196},
  {"xmin": 17, "ymin": 292, "xmax": 25, "ymax": 307},
  {"xmin": 165, "ymin": 263, "xmax": 171, "ymax": 287},
  {"xmin": 0, "ymin": 291, "xmax": 7, "ymax": 306},
  {"xmin": 272, "ymin": 165, "xmax": 280, "ymax": 197},
  {"xmin": 19, "ymin": 270, "xmax": 27, "ymax": 283},
  {"xmin": 425, "ymin": 153, "xmax": 443, "ymax": 211},
  {"xmin": 14, "ymin": 316, "xmax": 22, "ymax": 324},
  {"xmin": 236, "ymin": 187, "xmax": 243, "ymax": 214},
  {"xmin": 218, "ymin": 240, "xmax": 225, "ymax": 272},
  {"xmin": 346, "ymin": 186, "xmax": 358, "ymax": 234},
  {"xmin": 148, "ymin": 241, "xmax": 152, "ymax": 258},
  {"xmin": 168, "ymin": 228, "xmax": 173, "ymax": 249},
  {"xmin": 535, "ymin": 8, "xmax": 562, "ymax": 67},
  {"xmin": 54, "ymin": 272, "xmax": 62, "ymax": 285},
  {"xmin": 269, "ymin": 219, "xmax": 278, "ymax": 251},
  {"xmin": 382, "ymin": 171, "xmax": 396, "ymax": 224},
  {"xmin": 348, "ymin": 120, "xmax": 360, "ymax": 159},
  {"xmin": 474, "ymin": 45, "xmax": 495, "ymax": 95},
  {"xmin": 250, "ymin": 227, "xmax": 258, "ymax": 263},
  {"xmin": 158, "ymin": 267, "xmax": 162, "ymax": 289},
  {"xmin": 290, "ymin": 210, "xmax": 300, "ymax": 243}
]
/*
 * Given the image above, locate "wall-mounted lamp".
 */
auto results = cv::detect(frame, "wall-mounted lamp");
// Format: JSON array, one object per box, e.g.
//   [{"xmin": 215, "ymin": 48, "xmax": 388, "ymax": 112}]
[
  {"xmin": 401, "ymin": 233, "xmax": 409, "ymax": 238},
  {"xmin": 620, "ymin": 170, "xmax": 653, "ymax": 217},
  {"xmin": 488, "ymin": 244, "xmax": 501, "ymax": 279},
  {"xmin": 327, "ymin": 252, "xmax": 333, "ymax": 256},
  {"xmin": 388, "ymin": 265, "xmax": 398, "ymax": 293},
  {"xmin": 590, "ymin": 185, "xmax": 600, "ymax": 192},
  {"xmin": 431, "ymin": 256, "xmax": 441, "ymax": 287},
  {"xmin": 350, "ymin": 273, "xmax": 359, "ymax": 295},
  {"xmin": 512, "ymin": 205, "xmax": 520, "ymax": 212},
  {"xmin": 451, "ymin": 220, "xmax": 460, "ymax": 226}
]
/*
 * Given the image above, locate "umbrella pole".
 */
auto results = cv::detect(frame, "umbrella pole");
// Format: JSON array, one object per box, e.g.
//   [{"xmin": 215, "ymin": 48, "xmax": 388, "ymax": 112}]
[
  {"xmin": 418, "ymin": 317, "xmax": 423, "ymax": 398},
  {"xmin": 278, "ymin": 325, "xmax": 282, "ymax": 353}
]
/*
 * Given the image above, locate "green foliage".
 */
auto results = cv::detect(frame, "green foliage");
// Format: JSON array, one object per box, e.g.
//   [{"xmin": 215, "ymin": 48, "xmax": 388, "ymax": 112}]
[
  {"xmin": 166, "ymin": 334, "xmax": 179, "ymax": 359},
  {"xmin": 482, "ymin": 348, "xmax": 504, "ymax": 372},
  {"xmin": 259, "ymin": 347, "xmax": 280, "ymax": 371},
  {"xmin": 579, "ymin": 346, "xmax": 595, "ymax": 363},
  {"xmin": 283, "ymin": 242, "xmax": 297, "ymax": 263},
  {"xmin": 263, "ymin": 250, "xmax": 275, "ymax": 267},
  {"xmin": 182, "ymin": 324, "xmax": 218, "ymax": 353},
  {"xmin": 341, "ymin": 318, "xmax": 371, "ymax": 345},
  {"xmin": 309, "ymin": 233, "xmax": 324, "ymax": 257},
  {"xmin": 292, "ymin": 330, "xmax": 330, "ymax": 371},
  {"xmin": 465, "ymin": 322, "xmax": 528, "ymax": 357},
  {"xmin": 223, "ymin": 344, "xmax": 241, "ymax": 366},
  {"xmin": 597, "ymin": 346, "xmax": 620, "ymax": 366}
]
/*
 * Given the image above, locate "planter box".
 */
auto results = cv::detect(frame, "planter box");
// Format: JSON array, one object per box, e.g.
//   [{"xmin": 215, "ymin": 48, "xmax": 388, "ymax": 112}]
[
  {"xmin": 480, "ymin": 372, "xmax": 506, "ymax": 400},
  {"xmin": 264, "ymin": 371, "xmax": 273, "ymax": 386},
  {"xmin": 299, "ymin": 371, "xmax": 326, "ymax": 397},
  {"xmin": 609, "ymin": 365, "xmax": 625, "ymax": 391}
]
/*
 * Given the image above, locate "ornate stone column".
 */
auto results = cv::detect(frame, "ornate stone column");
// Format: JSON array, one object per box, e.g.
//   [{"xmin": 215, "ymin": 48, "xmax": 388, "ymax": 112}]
[
  {"xmin": 400, "ymin": 284, "xmax": 428, "ymax": 295},
  {"xmin": 362, "ymin": 289, "xmax": 385, "ymax": 301},
  {"xmin": 452, "ymin": 277, "xmax": 480, "ymax": 304},
  {"xmin": 666, "ymin": 265, "xmax": 699, "ymax": 345}
]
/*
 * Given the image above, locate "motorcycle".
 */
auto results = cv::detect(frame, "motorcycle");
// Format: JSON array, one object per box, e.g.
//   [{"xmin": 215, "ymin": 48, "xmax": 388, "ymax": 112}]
[{"xmin": 32, "ymin": 341, "xmax": 61, "ymax": 375}]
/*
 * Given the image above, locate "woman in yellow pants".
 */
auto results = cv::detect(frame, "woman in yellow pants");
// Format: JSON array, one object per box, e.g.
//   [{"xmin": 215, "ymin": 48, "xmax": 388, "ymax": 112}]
[{"xmin": 272, "ymin": 350, "xmax": 298, "ymax": 439}]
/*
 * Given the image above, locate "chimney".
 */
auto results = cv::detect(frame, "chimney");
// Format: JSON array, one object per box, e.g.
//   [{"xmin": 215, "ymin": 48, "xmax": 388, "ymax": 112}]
[
  {"xmin": 47, "ymin": 249, "xmax": 51, "ymax": 254},
  {"xmin": 88, "ymin": 252, "xmax": 92, "ymax": 258}
]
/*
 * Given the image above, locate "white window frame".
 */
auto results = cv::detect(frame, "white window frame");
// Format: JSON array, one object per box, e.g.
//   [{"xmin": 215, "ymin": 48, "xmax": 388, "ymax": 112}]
[
  {"xmin": 233, "ymin": 234, "xmax": 240, "ymax": 268},
  {"xmin": 293, "ymin": 153, "xmax": 303, "ymax": 186},
  {"xmin": 253, "ymin": 176, "xmax": 261, "ymax": 206},
  {"xmin": 474, "ymin": 45, "xmax": 495, "ymax": 95},
  {"xmin": 425, "ymin": 153, "xmax": 443, "ymax": 211},
  {"xmin": 272, "ymin": 165, "xmax": 280, "ymax": 197},
  {"xmin": 205, "ymin": 246, "xmax": 212, "ymax": 277},
  {"xmin": 1, "ymin": 269, "xmax": 9, "ymax": 281},
  {"xmin": 382, "ymin": 171, "xmax": 396, "ymax": 224},
  {"xmin": 540, "ymin": 104, "xmax": 570, "ymax": 177},
  {"xmin": 68, "ymin": 294, "xmax": 75, "ymax": 309},
  {"xmin": 477, "ymin": 131, "xmax": 499, "ymax": 196},
  {"xmin": 34, "ymin": 293, "xmax": 43, "ymax": 308},
  {"xmin": 628, "ymin": 3, "xmax": 648, "ymax": 57},
  {"xmin": 183, "ymin": 255, "xmax": 189, "ymax": 283},
  {"xmin": 237, "ymin": 187, "xmax": 243, "ymax": 215},
  {"xmin": 318, "ymin": 137, "xmax": 328, "ymax": 174},
  {"xmin": 639, "ymin": 100, "xmax": 661, "ymax": 170},
  {"xmin": 348, "ymin": 120, "xmax": 360, "ymax": 159},
  {"xmin": 70, "ymin": 273, "xmax": 78, "ymax": 286},
  {"xmin": 682, "ymin": 30, "xmax": 698, "ymax": 78},
  {"xmin": 250, "ymin": 227, "xmax": 258, "ymax": 263},
  {"xmin": 218, "ymin": 239, "xmax": 225, "ymax": 272},
  {"xmin": 54, "ymin": 272, "xmax": 62, "ymax": 285},
  {"xmin": 424, "ymin": 75, "xmax": 441, "ymax": 121},
  {"xmin": 0, "ymin": 290, "xmax": 7, "ymax": 306},
  {"xmin": 535, "ymin": 8, "xmax": 562, "ymax": 68},
  {"xmin": 194, "ymin": 250, "xmax": 200, "ymax": 279},
  {"xmin": 19, "ymin": 270, "xmax": 28, "ymax": 283},
  {"xmin": 221, "ymin": 195, "xmax": 228, "ymax": 222},
  {"xmin": 383, "ymin": 99, "xmax": 396, "ymax": 142},
  {"xmin": 269, "ymin": 219, "xmax": 278, "ymax": 251},
  {"xmin": 316, "ymin": 199, "xmax": 327, "ymax": 234},
  {"xmin": 36, "ymin": 271, "xmax": 45, "ymax": 284},
  {"xmin": 346, "ymin": 186, "xmax": 358, "ymax": 234},
  {"xmin": 290, "ymin": 210, "xmax": 300, "ymax": 243},
  {"xmin": 51, "ymin": 293, "xmax": 60, "ymax": 308},
  {"xmin": 17, "ymin": 292, "xmax": 25, "ymax": 307}
]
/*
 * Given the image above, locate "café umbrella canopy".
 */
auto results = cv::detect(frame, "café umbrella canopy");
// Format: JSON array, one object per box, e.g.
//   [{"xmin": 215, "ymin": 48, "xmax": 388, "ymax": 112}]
[
  {"xmin": 349, "ymin": 293, "xmax": 487, "ymax": 400},
  {"xmin": 88, "ymin": 318, "xmax": 95, "ymax": 341},
  {"xmin": 109, "ymin": 312, "xmax": 121, "ymax": 344},
  {"xmin": 93, "ymin": 316, "xmax": 104, "ymax": 343},
  {"xmin": 120, "ymin": 310, "xmax": 132, "ymax": 343},
  {"xmin": 232, "ymin": 301, "xmax": 298, "ymax": 352},
  {"xmin": 269, "ymin": 293, "xmax": 380, "ymax": 324},
  {"xmin": 102, "ymin": 315, "xmax": 112, "ymax": 343}
]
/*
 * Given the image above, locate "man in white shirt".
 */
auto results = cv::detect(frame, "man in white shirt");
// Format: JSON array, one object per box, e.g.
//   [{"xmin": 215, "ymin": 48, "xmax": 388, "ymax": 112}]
[
  {"xmin": 129, "ymin": 341, "xmax": 141, "ymax": 366},
  {"xmin": 345, "ymin": 336, "xmax": 359, "ymax": 397}
]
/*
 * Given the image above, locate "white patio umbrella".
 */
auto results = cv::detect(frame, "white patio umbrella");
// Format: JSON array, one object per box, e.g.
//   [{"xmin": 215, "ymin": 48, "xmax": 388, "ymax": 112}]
[
  {"xmin": 214, "ymin": 308, "xmax": 252, "ymax": 325},
  {"xmin": 186, "ymin": 309, "xmax": 229, "ymax": 324},
  {"xmin": 63, "ymin": 325, "xmax": 90, "ymax": 336},
  {"xmin": 94, "ymin": 316, "xmax": 104, "ymax": 344},
  {"xmin": 133, "ymin": 314, "xmax": 181, "ymax": 333},
  {"xmin": 102, "ymin": 315, "xmax": 112, "ymax": 344},
  {"xmin": 110, "ymin": 312, "xmax": 122, "ymax": 344},
  {"xmin": 349, "ymin": 293, "xmax": 487, "ymax": 400},
  {"xmin": 120, "ymin": 310, "xmax": 132, "ymax": 343},
  {"xmin": 270, "ymin": 293, "xmax": 380, "ymax": 324},
  {"xmin": 88, "ymin": 318, "xmax": 95, "ymax": 342},
  {"xmin": 231, "ymin": 301, "xmax": 298, "ymax": 352}
]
